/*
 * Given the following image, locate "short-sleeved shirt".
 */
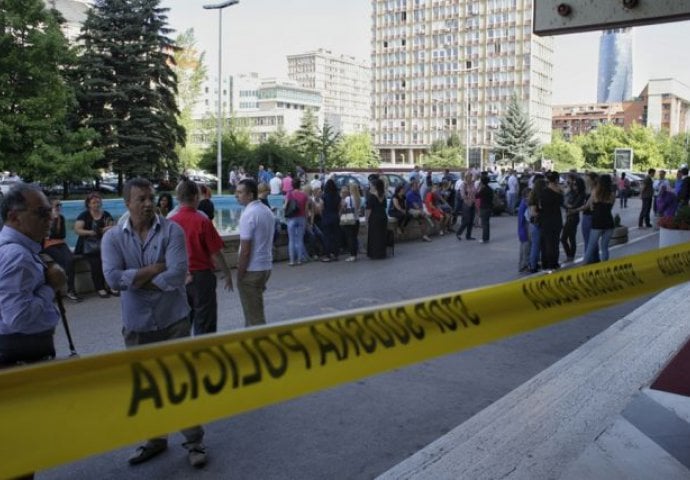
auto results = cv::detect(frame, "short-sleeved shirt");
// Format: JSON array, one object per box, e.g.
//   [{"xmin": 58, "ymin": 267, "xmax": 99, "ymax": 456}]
[
  {"xmin": 239, "ymin": 200, "xmax": 275, "ymax": 271},
  {"xmin": 170, "ymin": 206, "xmax": 224, "ymax": 271},
  {"xmin": 287, "ymin": 190, "xmax": 309, "ymax": 217},
  {"xmin": 405, "ymin": 189, "xmax": 423, "ymax": 209},
  {"xmin": 282, "ymin": 176, "xmax": 294, "ymax": 193}
]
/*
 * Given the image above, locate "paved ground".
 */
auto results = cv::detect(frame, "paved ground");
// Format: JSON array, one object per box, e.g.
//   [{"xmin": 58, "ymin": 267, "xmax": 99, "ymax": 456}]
[{"xmin": 40, "ymin": 198, "xmax": 661, "ymax": 479}]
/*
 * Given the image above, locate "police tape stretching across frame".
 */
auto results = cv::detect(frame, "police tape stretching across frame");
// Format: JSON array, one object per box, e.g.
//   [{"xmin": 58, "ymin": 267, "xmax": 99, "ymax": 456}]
[{"xmin": 1, "ymin": 243, "xmax": 690, "ymax": 478}]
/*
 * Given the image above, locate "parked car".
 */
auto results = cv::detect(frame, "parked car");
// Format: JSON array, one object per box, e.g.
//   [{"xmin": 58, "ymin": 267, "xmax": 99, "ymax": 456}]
[
  {"xmin": 487, "ymin": 174, "xmax": 507, "ymax": 215},
  {"xmin": 332, "ymin": 172, "xmax": 370, "ymax": 195},
  {"xmin": 0, "ymin": 179, "xmax": 19, "ymax": 196},
  {"xmin": 368, "ymin": 172, "xmax": 407, "ymax": 197}
]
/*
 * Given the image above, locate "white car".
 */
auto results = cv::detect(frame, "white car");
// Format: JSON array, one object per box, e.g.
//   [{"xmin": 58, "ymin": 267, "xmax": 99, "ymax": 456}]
[{"xmin": 0, "ymin": 180, "xmax": 19, "ymax": 196}]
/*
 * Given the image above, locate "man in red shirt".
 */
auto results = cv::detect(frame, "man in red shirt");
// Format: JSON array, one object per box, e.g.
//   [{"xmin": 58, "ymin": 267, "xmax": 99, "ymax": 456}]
[{"xmin": 170, "ymin": 180, "xmax": 233, "ymax": 335}]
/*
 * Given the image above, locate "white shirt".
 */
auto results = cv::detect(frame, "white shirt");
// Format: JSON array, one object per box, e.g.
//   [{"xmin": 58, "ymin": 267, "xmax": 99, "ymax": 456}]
[
  {"xmin": 507, "ymin": 175, "xmax": 519, "ymax": 194},
  {"xmin": 269, "ymin": 176, "xmax": 282, "ymax": 195},
  {"xmin": 238, "ymin": 200, "xmax": 274, "ymax": 272},
  {"xmin": 454, "ymin": 178, "xmax": 464, "ymax": 192},
  {"xmin": 310, "ymin": 179, "xmax": 322, "ymax": 190}
]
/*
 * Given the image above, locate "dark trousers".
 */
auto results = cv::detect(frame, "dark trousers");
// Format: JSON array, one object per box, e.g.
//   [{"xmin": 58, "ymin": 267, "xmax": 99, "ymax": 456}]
[
  {"xmin": 456, "ymin": 204, "xmax": 475, "ymax": 239},
  {"xmin": 389, "ymin": 210, "xmax": 411, "ymax": 230},
  {"xmin": 560, "ymin": 214, "xmax": 580, "ymax": 259},
  {"xmin": 321, "ymin": 222, "xmax": 340, "ymax": 258},
  {"xmin": 83, "ymin": 251, "xmax": 106, "ymax": 291},
  {"xmin": 186, "ymin": 270, "xmax": 218, "ymax": 335},
  {"xmin": 540, "ymin": 223, "xmax": 562, "ymax": 269},
  {"xmin": 639, "ymin": 197, "xmax": 653, "ymax": 227},
  {"xmin": 342, "ymin": 221, "xmax": 360, "ymax": 257},
  {"xmin": 479, "ymin": 208, "xmax": 491, "ymax": 242},
  {"xmin": 44, "ymin": 243, "xmax": 76, "ymax": 292}
]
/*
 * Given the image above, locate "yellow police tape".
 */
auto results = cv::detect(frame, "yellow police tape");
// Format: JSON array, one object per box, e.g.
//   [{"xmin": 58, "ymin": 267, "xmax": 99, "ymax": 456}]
[{"xmin": 1, "ymin": 242, "xmax": 690, "ymax": 478}]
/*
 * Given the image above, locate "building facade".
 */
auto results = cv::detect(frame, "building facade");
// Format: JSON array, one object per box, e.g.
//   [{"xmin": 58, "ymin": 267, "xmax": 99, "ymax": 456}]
[
  {"xmin": 552, "ymin": 102, "xmax": 644, "ymax": 140},
  {"xmin": 640, "ymin": 78, "xmax": 690, "ymax": 136},
  {"xmin": 553, "ymin": 78, "xmax": 690, "ymax": 140},
  {"xmin": 371, "ymin": 0, "xmax": 553, "ymax": 167},
  {"xmin": 190, "ymin": 75, "xmax": 322, "ymax": 146},
  {"xmin": 287, "ymin": 49, "xmax": 371, "ymax": 135},
  {"xmin": 597, "ymin": 28, "xmax": 633, "ymax": 103}
]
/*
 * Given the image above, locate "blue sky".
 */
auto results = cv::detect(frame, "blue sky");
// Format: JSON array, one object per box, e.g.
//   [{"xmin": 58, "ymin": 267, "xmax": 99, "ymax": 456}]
[{"xmin": 163, "ymin": 0, "xmax": 690, "ymax": 105}]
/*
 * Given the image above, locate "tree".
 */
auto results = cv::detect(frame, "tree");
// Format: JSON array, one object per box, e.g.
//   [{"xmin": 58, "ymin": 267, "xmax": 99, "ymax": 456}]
[
  {"xmin": 198, "ymin": 122, "xmax": 253, "ymax": 179},
  {"xmin": 172, "ymin": 28, "xmax": 206, "ymax": 170},
  {"xmin": 335, "ymin": 132, "xmax": 379, "ymax": 168},
  {"xmin": 76, "ymin": 0, "xmax": 184, "ymax": 189},
  {"xmin": 573, "ymin": 123, "xmax": 627, "ymax": 170},
  {"xmin": 292, "ymin": 109, "xmax": 320, "ymax": 167},
  {"xmin": 661, "ymin": 133, "xmax": 689, "ymax": 169},
  {"xmin": 0, "ymin": 0, "xmax": 101, "ymax": 185},
  {"xmin": 624, "ymin": 124, "xmax": 663, "ymax": 171},
  {"xmin": 541, "ymin": 131, "xmax": 584, "ymax": 171},
  {"xmin": 495, "ymin": 95, "xmax": 539, "ymax": 166},
  {"xmin": 316, "ymin": 122, "xmax": 342, "ymax": 171},
  {"xmin": 420, "ymin": 135, "xmax": 465, "ymax": 168}
]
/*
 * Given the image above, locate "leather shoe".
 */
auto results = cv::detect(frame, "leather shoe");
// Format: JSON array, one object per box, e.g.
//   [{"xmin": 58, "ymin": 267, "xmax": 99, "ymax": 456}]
[
  {"xmin": 128, "ymin": 441, "xmax": 167, "ymax": 465},
  {"xmin": 186, "ymin": 443, "xmax": 207, "ymax": 468}
]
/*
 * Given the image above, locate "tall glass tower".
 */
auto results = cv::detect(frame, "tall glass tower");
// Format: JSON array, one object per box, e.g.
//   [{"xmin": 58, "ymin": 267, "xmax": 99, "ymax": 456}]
[{"xmin": 597, "ymin": 28, "xmax": 633, "ymax": 103}]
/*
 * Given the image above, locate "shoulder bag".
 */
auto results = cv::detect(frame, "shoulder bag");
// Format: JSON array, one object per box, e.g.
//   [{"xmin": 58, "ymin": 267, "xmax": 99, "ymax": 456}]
[{"xmin": 284, "ymin": 193, "xmax": 299, "ymax": 218}]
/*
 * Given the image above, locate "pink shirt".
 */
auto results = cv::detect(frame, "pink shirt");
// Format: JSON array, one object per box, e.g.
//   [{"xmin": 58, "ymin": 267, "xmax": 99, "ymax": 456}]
[{"xmin": 282, "ymin": 176, "xmax": 293, "ymax": 193}]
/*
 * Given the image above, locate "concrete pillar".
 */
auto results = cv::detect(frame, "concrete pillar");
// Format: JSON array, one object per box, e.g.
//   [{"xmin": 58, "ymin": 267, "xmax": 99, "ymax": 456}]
[
  {"xmin": 409, "ymin": 148, "xmax": 414, "ymax": 166},
  {"xmin": 390, "ymin": 148, "xmax": 396, "ymax": 165}
]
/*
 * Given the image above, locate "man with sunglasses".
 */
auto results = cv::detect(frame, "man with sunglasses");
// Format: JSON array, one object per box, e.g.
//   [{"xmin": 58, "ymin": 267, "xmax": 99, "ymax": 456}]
[{"xmin": 0, "ymin": 183, "xmax": 66, "ymax": 369}]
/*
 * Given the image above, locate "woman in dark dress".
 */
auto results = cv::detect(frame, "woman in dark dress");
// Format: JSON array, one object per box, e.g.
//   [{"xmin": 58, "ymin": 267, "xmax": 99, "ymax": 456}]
[
  {"xmin": 366, "ymin": 178, "xmax": 388, "ymax": 259},
  {"xmin": 320, "ymin": 179, "xmax": 341, "ymax": 262},
  {"xmin": 538, "ymin": 171, "xmax": 564, "ymax": 270}
]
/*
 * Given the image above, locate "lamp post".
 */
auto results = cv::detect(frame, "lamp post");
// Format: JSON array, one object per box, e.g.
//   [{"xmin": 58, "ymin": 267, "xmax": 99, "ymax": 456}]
[
  {"xmin": 461, "ymin": 66, "xmax": 480, "ymax": 170},
  {"xmin": 203, "ymin": 0, "xmax": 239, "ymax": 196}
]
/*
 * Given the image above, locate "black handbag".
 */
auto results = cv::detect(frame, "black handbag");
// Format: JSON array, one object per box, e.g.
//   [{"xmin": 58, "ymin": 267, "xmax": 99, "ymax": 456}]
[
  {"xmin": 82, "ymin": 235, "xmax": 101, "ymax": 254},
  {"xmin": 284, "ymin": 197, "xmax": 298, "ymax": 218}
]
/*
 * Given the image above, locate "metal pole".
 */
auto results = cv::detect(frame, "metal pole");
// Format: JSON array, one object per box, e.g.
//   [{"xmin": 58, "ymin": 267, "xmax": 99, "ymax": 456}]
[
  {"xmin": 465, "ymin": 72, "xmax": 470, "ymax": 170},
  {"xmin": 216, "ymin": 9, "xmax": 223, "ymax": 196},
  {"xmin": 205, "ymin": 0, "xmax": 239, "ymax": 195}
]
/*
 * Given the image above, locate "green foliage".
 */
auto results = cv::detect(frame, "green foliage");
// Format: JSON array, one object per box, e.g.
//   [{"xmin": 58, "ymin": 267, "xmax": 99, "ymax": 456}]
[
  {"xmin": 572, "ymin": 123, "xmax": 626, "ymax": 170},
  {"xmin": 541, "ymin": 131, "xmax": 584, "ymax": 171},
  {"xmin": 335, "ymin": 132, "xmax": 379, "ymax": 168},
  {"xmin": 659, "ymin": 132, "xmax": 689, "ymax": 169},
  {"xmin": 316, "ymin": 122, "xmax": 342, "ymax": 170},
  {"xmin": 0, "ymin": 0, "xmax": 101, "ymax": 182},
  {"xmin": 75, "ymin": 0, "xmax": 184, "ymax": 182},
  {"xmin": 172, "ymin": 28, "xmax": 206, "ymax": 170},
  {"xmin": 420, "ymin": 136, "xmax": 465, "ymax": 168},
  {"xmin": 495, "ymin": 95, "xmax": 539, "ymax": 164},
  {"xmin": 292, "ymin": 110, "xmax": 320, "ymax": 167},
  {"xmin": 199, "ymin": 123, "xmax": 253, "ymax": 178},
  {"xmin": 625, "ymin": 123, "xmax": 663, "ymax": 170}
]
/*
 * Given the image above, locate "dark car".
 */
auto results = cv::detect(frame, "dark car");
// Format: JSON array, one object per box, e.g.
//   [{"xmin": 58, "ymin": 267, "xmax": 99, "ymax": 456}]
[
  {"xmin": 487, "ymin": 174, "xmax": 507, "ymax": 215},
  {"xmin": 332, "ymin": 172, "xmax": 370, "ymax": 195},
  {"xmin": 368, "ymin": 172, "xmax": 407, "ymax": 197}
]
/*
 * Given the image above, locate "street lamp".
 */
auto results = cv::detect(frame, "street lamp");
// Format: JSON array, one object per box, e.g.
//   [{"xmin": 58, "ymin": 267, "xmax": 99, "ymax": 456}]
[
  {"xmin": 203, "ymin": 0, "xmax": 239, "ymax": 195},
  {"xmin": 461, "ymin": 66, "xmax": 480, "ymax": 170}
]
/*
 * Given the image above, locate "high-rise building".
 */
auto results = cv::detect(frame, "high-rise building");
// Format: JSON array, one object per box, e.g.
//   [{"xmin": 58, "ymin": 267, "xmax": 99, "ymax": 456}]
[
  {"xmin": 639, "ymin": 78, "xmax": 690, "ymax": 136},
  {"xmin": 597, "ymin": 28, "xmax": 633, "ymax": 103},
  {"xmin": 371, "ymin": 0, "xmax": 553, "ymax": 167},
  {"xmin": 287, "ymin": 49, "xmax": 371, "ymax": 134}
]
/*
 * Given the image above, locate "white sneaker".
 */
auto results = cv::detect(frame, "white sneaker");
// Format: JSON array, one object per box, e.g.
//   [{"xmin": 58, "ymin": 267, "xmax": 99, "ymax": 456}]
[{"xmin": 345, "ymin": 256, "xmax": 357, "ymax": 262}]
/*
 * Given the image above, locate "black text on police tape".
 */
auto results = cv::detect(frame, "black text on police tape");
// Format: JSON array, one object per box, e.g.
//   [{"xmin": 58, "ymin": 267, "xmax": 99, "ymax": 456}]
[{"xmin": 127, "ymin": 296, "xmax": 480, "ymax": 416}]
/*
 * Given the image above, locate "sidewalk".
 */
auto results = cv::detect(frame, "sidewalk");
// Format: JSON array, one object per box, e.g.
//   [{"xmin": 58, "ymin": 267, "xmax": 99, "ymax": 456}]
[{"xmin": 378, "ymin": 282, "xmax": 690, "ymax": 480}]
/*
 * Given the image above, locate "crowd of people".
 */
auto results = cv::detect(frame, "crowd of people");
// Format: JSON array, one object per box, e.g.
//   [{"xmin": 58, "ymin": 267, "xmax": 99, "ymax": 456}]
[{"xmin": 516, "ymin": 166, "xmax": 690, "ymax": 273}]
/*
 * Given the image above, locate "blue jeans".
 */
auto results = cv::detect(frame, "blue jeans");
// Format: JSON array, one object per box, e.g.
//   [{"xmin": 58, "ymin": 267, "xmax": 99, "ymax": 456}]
[
  {"xmin": 287, "ymin": 217, "xmax": 308, "ymax": 263},
  {"xmin": 581, "ymin": 214, "xmax": 599, "ymax": 262},
  {"xmin": 584, "ymin": 228, "xmax": 613, "ymax": 264},
  {"xmin": 507, "ymin": 192, "xmax": 518, "ymax": 214},
  {"xmin": 529, "ymin": 223, "xmax": 541, "ymax": 270}
]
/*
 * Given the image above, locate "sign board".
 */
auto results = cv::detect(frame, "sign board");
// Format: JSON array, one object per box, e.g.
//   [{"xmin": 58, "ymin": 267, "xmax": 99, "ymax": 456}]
[
  {"xmin": 534, "ymin": 0, "xmax": 690, "ymax": 36},
  {"xmin": 614, "ymin": 148, "xmax": 634, "ymax": 171}
]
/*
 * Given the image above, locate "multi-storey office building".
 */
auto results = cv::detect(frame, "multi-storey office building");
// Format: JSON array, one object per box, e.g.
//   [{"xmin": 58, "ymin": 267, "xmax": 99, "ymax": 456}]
[
  {"xmin": 287, "ymin": 49, "xmax": 371, "ymax": 135},
  {"xmin": 597, "ymin": 28, "xmax": 633, "ymax": 103},
  {"xmin": 371, "ymin": 0, "xmax": 553, "ymax": 167},
  {"xmin": 190, "ymin": 75, "xmax": 322, "ymax": 146},
  {"xmin": 552, "ymin": 102, "xmax": 643, "ymax": 140}
]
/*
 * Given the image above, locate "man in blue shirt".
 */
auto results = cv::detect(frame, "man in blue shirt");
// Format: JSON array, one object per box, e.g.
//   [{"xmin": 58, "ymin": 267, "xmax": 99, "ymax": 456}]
[
  {"xmin": 404, "ymin": 180, "xmax": 432, "ymax": 242},
  {"xmin": 0, "ymin": 184, "xmax": 65, "ymax": 367},
  {"xmin": 102, "ymin": 178, "xmax": 208, "ymax": 469}
]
